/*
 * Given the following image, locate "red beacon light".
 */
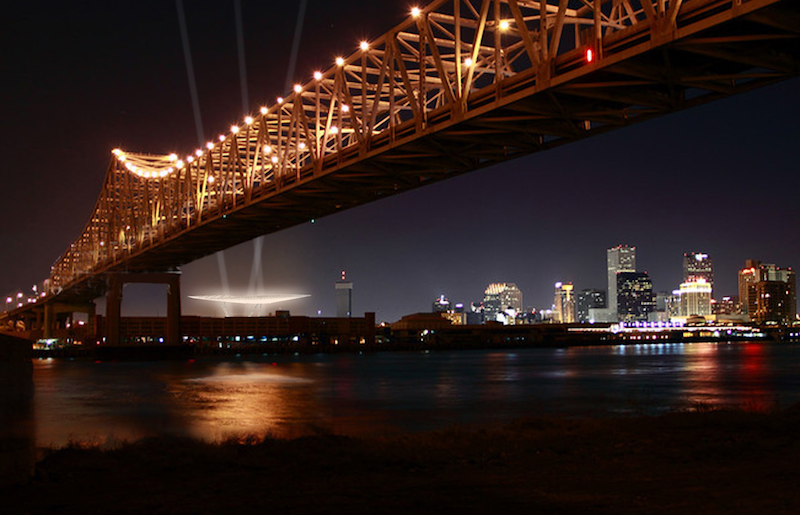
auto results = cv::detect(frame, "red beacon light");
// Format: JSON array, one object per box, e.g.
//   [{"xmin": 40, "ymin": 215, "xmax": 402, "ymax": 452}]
[{"xmin": 586, "ymin": 48, "xmax": 594, "ymax": 63}]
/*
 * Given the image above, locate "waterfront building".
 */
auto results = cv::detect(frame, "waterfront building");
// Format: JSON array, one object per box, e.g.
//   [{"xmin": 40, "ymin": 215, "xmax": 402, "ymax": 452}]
[
  {"xmin": 335, "ymin": 270, "xmax": 353, "ymax": 318},
  {"xmin": 738, "ymin": 260, "xmax": 797, "ymax": 323},
  {"xmin": 483, "ymin": 283, "xmax": 523, "ymax": 323},
  {"xmin": 553, "ymin": 282, "xmax": 576, "ymax": 323},
  {"xmin": 607, "ymin": 245, "xmax": 636, "ymax": 321},
  {"xmin": 679, "ymin": 279, "xmax": 713, "ymax": 317},
  {"xmin": 616, "ymin": 271, "xmax": 655, "ymax": 323},
  {"xmin": 96, "ymin": 311, "xmax": 376, "ymax": 347},
  {"xmin": 576, "ymin": 289, "xmax": 606, "ymax": 323},
  {"xmin": 683, "ymin": 252, "xmax": 714, "ymax": 295}
]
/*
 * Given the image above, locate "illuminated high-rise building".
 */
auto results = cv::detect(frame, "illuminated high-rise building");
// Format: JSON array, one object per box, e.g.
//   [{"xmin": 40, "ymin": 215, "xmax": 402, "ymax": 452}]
[
  {"xmin": 553, "ymin": 282, "xmax": 576, "ymax": 323},
  {"xmin": 738, "ymin": 260, "xmax": 761, "ymax": 317},
  {"xmin": 754, "ymin": 280, "xmax": 796, "ymax": 324},
  {"xmin": 683, "ymin": 252, "xmax": 714, "ymax": 296},
  {"xmin": 739, "ymin": 260, "xmax": 796, "ymax": 324},
  {"xmin": 679, "ymin": 278, "xmax": 713, "ymax": 317},
  {"xmin": 607, "ymin": 245, "xmax": 636, "ymax": 320},
  {"xmin": 483, "ymin": 283, "xmax": 522, "ymax": 323},
  {"xmin": 335, "ymin": 270, "xmax": 353, "ymax": 318},
  {"xmin": 432, "ymin": 295, "xmax": 450, "ymax": 313},
  {"xmin": 616, "ymin": 271, "xmax": 655, "ymax": 323}
]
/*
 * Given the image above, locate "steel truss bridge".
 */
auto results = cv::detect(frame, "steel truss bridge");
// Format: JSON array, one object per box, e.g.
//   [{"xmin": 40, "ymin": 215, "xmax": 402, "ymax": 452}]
[{"xmin": 3, "ymin": 0, "xmax": 799, "ymax": 340}]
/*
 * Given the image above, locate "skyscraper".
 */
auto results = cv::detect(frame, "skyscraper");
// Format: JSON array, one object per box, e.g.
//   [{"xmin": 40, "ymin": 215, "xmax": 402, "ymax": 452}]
[
  {"xmin": 616, "ymin": 271, "xmax": 655, "ymax": 323},
  {"xmin": 335, "ymin": 270, "xmax": 353, "ymax": 318},
  {"xmin": 432, "ymin": 295, "xmax": 450, "ymax": 313},
  {"xmin": 738, "ymin": 260, "xmax": 761, "ymax": 317},
  {"xmin": 483, "ymin": 283, "xmax": 523, "ymax": 323},
  {"xmin": 607, "ymin": 245, "xmax": 636, "ymax": 320},
  {"xmin": 739, "ymin": 260, "xmax": 796, "ymax": 324},
  {"xmin": 679, "ymin": 278, "xmax": 713, "ymax": 317},
  {"xmin": 683, "ymin": 252, "xmax": 714, "ymax": 295},
  {"xmin": 553, "ymin": 282, "xmax": 576, "ymax": 323}
]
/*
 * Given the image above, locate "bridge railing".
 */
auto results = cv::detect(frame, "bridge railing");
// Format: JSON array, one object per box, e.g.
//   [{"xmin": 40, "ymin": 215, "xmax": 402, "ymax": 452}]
[{"xmin": 48, "ymin": 0, "xmax": 775, "ymax": 292}]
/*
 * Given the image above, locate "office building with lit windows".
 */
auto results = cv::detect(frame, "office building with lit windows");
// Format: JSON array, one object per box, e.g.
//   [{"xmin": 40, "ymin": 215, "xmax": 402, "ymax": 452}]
[
  {"xmin": 683, "ymin": 252, "xmax": 714, "ymax": 295},
  {"xmin": 483, "ymin": 283, "xmax": 523, "ymax": 323},
  {"xmin": 616, "ymin": 271, "xmax": 655, "ymax": 323},
  {"xmin": 713, "ymin": 296, "xmax": 741, "ymax": 316},
  {"xmin": 738, "ymin": 260, "xmax": 796, "ymax": 324}
]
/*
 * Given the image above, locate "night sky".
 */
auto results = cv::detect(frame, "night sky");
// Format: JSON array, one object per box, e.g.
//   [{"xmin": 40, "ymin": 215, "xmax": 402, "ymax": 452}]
[{"xmin": 3, "ymin": 1, "xmax": 799, "ymax": 323}]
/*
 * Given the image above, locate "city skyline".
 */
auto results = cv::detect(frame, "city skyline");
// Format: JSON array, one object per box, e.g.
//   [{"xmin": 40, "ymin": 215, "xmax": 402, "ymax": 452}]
[
  {"xmin": 3, "ymin": 1, "xmax": 799, "ymax": 323},
  {"xmin": 430, "ymin": 248, "xmax": 795, "ymax": 317}
]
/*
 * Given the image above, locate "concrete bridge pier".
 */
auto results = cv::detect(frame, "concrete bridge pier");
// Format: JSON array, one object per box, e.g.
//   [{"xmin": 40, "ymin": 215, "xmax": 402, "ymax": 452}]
[
  {"xmin": 105, "ymin": 272, "xmax": 181, "ymax": 346},
  {"xmin": 43, "ymin": 301, "xmax": 96, "ymax": 340}
]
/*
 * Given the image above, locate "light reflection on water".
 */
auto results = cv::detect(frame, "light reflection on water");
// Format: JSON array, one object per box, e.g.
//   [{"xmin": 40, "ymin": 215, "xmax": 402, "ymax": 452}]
[{"xmin": 25, "ymin": 341, "xmax": 800, "ymax": 447}]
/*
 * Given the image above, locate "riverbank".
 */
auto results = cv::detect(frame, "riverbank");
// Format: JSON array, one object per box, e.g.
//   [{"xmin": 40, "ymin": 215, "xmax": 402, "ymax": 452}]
[{"xmin": 5, "ymin": 406, "xmax": 800, "ymax": 514}]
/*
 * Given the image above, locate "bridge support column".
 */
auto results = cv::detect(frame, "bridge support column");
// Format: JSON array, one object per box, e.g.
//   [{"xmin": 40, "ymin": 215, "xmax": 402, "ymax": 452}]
[
  {"xmin": 43, "ymin": 303, "xmax": 55, "ymax": 339},
  {"xmin": 106, "ymin": 276, "xmax": 122, "ymax": 346},
  {"xmin": 167, "ymin": 274, "xmax": 181, "ymax": 347},
  {"xmin": 105, "ymin": 272, "xmax": 182, "ymax": 346}
]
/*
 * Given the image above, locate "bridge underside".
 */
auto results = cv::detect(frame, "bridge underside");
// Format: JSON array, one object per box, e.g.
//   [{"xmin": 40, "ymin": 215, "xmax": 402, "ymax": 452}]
[{"xmin": 37, "ymin": 0, "xmax": 800, "ymax": 305}]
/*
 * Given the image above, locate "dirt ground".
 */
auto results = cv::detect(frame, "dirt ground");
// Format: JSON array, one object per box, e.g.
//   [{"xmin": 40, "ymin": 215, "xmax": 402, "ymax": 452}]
[{"xmin": 5, "ymin": 406, "xmax": 800, "ymax": 514}]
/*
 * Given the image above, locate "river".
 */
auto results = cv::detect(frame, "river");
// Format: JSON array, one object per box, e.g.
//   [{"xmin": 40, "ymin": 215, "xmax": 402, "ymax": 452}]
[{"xmin": 25, "ymin": 341, "xmax": 800, "ymax": 447}]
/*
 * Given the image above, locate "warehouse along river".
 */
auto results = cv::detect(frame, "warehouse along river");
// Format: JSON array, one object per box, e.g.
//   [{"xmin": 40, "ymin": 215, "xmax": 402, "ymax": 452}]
[{"xmin": 26, "ymin": 341, "xmax": 800, "ymax": 447}]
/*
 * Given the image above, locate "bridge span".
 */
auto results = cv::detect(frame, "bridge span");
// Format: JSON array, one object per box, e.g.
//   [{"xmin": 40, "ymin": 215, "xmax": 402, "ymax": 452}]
[{"xmin": 3, "ymin": 0, "xmax": 799, "ymax": 342}]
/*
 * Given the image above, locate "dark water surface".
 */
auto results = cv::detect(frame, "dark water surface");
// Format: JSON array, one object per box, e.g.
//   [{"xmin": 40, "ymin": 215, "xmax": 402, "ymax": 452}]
[{"xmin": 27, "ymin": 341, "xmax": 800, "ymax": 447}]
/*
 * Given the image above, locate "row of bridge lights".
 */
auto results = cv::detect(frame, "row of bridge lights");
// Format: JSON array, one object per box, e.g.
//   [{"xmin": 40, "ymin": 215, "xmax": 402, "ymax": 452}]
[
  {"xmin": 155, "ymin": 7, "xmax": 456, "ymax": 174},
  {"xmin": 5, "ymin": 289, "xmax": 46, "ymax": 311},
  {"xmin": 115, "ymin": 7, "xmax": 593, "ymax": 180}
]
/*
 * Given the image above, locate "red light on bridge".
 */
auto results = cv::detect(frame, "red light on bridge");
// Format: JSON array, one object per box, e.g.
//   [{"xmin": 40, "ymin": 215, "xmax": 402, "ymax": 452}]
[{"xmin": 586, "ymin": 48, "xmax": 594, "ymax": 63}]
